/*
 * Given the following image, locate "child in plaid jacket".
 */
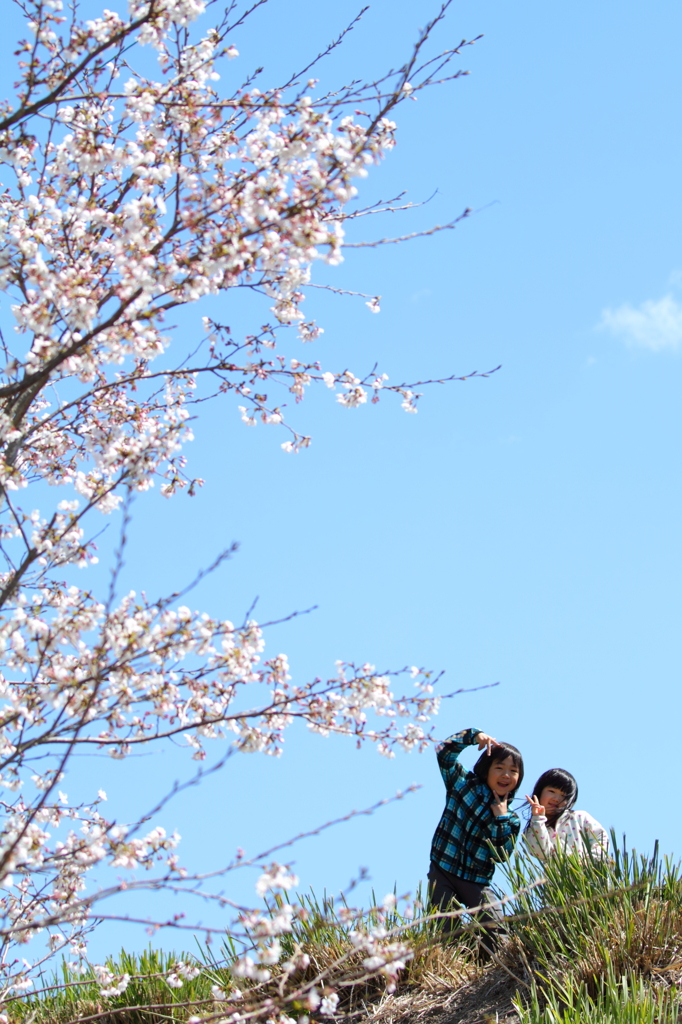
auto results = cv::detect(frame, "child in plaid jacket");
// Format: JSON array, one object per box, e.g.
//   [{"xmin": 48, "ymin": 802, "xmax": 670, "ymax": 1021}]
[{"xmin": 428, "ymin": 727, "xmax": 524, "ymax": 926}]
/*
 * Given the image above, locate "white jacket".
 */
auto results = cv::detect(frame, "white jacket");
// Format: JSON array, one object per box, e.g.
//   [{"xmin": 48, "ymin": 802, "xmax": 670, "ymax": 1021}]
[{"xmin": 524, "ymin": 808, "xmax": 609, "ymax": 861}]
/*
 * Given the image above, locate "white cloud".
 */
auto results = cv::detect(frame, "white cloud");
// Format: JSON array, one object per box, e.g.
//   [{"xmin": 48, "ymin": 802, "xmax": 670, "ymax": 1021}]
[{"xmin": 599, "ymin": 294, "xmax": 682, "ymax": 352}]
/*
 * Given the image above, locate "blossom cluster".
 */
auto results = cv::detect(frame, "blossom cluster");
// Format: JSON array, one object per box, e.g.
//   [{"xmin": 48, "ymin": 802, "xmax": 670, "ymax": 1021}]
[
  {"xmin": 0, "ymin": 0, "xmax": 472, "ymax": 995},
  {"xmin": 211, "ymin": 869, "xmax": 419, "ymax": 1024}
]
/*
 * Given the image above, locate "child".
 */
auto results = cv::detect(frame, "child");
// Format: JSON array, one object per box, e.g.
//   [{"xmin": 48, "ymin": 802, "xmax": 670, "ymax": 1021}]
[
  {"xmin": 428, "ymin": 727, "xmax": 524, "ymax": 924},
  {"xmin": 524, "ymin": 768, "xmax": 609, "ymax": 860}
]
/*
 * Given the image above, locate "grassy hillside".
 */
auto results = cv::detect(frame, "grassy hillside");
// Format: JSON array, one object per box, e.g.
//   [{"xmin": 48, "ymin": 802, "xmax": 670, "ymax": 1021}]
[{"xmin": 8, "ymin": 838, "xmax": 682, "ymax": 1024}]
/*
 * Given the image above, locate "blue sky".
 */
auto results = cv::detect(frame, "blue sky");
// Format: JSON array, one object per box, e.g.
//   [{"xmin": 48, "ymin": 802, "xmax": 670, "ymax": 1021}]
[{"xmin": 2, "ymin": 0, "xmax": 682, "ymax": 956}]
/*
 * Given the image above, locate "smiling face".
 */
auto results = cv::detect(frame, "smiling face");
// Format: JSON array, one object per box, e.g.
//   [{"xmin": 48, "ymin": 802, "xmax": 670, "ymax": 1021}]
[
  {"xmin": 486, "ymin": 755, "xmax": 521, "ymax": 797},
  {"xmin": 538, "ymin": 785, "xmax": 569, "ymax": 817}
]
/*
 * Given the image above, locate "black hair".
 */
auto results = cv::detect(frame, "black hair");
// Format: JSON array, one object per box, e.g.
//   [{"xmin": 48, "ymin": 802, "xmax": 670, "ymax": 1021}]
[
  {"xmin": 526, "ymin": 768, "xmax": 578, "ymax": 830},
  {"xmin": 473, "ymin": 742, "xmax": 524, "ymax": 798}
]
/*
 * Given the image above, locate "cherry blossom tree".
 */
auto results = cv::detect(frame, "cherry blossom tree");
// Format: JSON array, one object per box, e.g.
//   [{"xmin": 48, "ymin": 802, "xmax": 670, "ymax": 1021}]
[{"xmin": 0, "ymin": 0, "xmax": 491, "ymax": 1009}]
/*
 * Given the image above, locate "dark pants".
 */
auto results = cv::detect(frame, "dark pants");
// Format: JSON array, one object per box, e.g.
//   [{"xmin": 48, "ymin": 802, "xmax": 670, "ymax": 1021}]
[{"xmin": 427, "ymin": 860, "xmax": 502, "ymax": 937}]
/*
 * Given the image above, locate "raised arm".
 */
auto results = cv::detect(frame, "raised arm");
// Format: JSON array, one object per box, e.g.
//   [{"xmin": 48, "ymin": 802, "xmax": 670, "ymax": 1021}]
[
  {"xmin": 436, "ymin": 727, "xmax": 493, "ymax": 789},
  {"xmin": 523, "ymin": 794, "xmax": 553, "ymax": 860}
]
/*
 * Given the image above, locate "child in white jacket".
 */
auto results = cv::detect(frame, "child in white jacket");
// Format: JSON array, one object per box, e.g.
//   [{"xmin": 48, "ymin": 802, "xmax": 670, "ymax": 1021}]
[{"xmin": 524, "ymin": 768, "xmax": 609, "ymax": 861}]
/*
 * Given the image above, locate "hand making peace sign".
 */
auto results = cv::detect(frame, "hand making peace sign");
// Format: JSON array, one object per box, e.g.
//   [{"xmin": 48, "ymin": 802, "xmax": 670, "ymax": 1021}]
[{"xmin": 525, "ymin": 794, "xmax": 545, "ymax": 817}]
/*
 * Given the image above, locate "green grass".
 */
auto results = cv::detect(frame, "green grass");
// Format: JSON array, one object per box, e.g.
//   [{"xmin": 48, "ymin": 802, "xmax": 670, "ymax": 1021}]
[
  {"xmin": 265, "ymin": 887, "xmax": 476, "ymax": 1013},
  {"xmin": 5, "ymin": 889, "xmax": 475, "ymax": 1024},
  {"xmin": 515, "ymin": 968, "xmax": 681, "ymax": 1024},
  {"xmin": 9, "ymin": 948, "xmax": 235, "ymax": 1024},
  {"xmin": 503, "ymin": 834, "xmax": 682, "ymax": 988},
  {"xmin": 8, "ymin": 838, "xmax": 682, "ymax": 1024}
]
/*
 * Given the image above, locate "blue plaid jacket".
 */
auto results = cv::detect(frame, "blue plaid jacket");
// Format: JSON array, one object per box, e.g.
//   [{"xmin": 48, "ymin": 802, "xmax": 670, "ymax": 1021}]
[{"xmin": 430, "ymin": 727, "xmax": 520, "ymax": 884}]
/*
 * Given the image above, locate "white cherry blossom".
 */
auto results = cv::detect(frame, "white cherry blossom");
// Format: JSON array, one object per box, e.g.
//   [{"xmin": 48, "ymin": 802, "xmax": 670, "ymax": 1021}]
[{"xmin": 0, "ymin": 0, "xmax": 485, "ymax": 1001}]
